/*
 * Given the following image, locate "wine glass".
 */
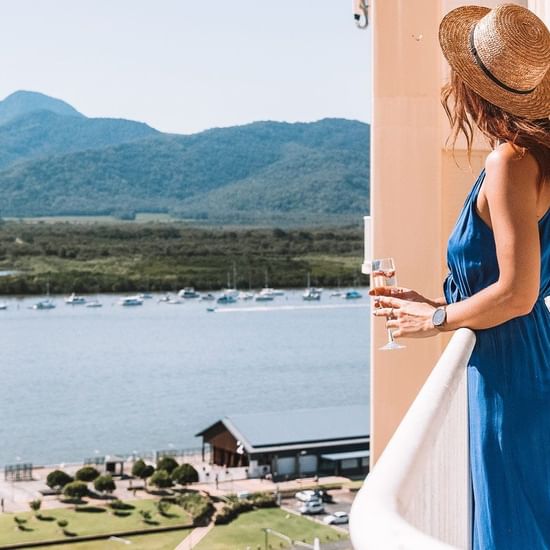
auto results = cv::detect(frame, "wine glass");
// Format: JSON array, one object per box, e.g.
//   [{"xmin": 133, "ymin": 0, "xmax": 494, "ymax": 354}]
[{"xmin": 371, "ymin": 258, "xmax": 405, "ymax": 351}]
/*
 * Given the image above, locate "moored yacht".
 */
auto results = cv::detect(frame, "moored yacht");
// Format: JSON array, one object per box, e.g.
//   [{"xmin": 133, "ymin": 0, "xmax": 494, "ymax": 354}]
[
  {"xmin": 32, "ymin": 299, "xmax": 56, "ymax": 310},
  {"xmin": 0, "ymin": 302, "xmax": 7, "ymax": 310},
  {"xmin": 178, "ymin": 287, "xmax": 200, "ymax": 299},
  {"xmin": 118, "ymin": 296, "xmax": 144, "ymax": 306},
  {"xmin": 345, "ymin": 290, "xmax": 363, "ymax": 300},
  {"xmin": 65, "ymin": 293, "xmax": 86, "ymax": 305}
]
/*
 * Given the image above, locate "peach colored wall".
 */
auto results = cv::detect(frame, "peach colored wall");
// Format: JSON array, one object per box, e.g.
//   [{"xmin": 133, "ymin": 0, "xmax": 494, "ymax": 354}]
[{"xmin": 369, "ymin": 0, "xmax": 538, "ymax": 464}]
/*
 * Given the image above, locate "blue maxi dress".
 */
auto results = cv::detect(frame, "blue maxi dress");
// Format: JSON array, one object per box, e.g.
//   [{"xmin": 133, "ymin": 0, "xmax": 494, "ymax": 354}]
[{"xmin": 444, "ymin": 169, "xmax": 550, "ymax": 550}]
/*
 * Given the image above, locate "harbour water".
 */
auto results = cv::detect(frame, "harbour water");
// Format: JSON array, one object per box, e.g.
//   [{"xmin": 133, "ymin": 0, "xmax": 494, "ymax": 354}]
[{"xmin": 0, "ymin": 291, "xmax": 370, "ymax": 467}]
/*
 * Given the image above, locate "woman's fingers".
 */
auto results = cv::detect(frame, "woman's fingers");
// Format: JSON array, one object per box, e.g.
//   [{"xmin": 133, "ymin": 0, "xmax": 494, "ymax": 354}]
[
  {"xmin": 369, "ymin": 286, "xmax": 409, "ymax": 297},
  {"xmin": 374, "ymin": 296, "xmax": 405, "ymax": 309},
  {"xmin": 385, "ymin": 319, "xmax": 399, "ymax": 329},
  {"xmin": 374, "ymin": 307, "xmax": 396, "ymax": 318}
]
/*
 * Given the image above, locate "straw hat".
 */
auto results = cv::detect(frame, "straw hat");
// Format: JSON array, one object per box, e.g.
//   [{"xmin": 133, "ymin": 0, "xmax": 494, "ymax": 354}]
[{"xmin": 439, "ymin": 4, "xmax": 550, "ymax": 120}]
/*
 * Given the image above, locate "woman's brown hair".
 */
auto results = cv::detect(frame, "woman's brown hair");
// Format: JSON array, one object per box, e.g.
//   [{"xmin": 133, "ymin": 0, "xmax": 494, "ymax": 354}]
[{"xmin": 442, "ymin": 70, "xmax": 550, "ymax": 185}]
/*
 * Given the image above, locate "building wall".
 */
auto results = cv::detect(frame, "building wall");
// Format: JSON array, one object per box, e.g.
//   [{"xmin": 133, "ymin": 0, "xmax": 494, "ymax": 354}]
[{"xmin": 369, "ymin": 0, "xmax": 543, "ymax": 464}]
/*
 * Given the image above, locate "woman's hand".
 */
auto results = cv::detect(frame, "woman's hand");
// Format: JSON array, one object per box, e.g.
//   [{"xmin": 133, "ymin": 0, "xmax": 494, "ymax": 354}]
[{"xmin": 373, "ymin": 296, "xmax": 439, "ymax": 339}]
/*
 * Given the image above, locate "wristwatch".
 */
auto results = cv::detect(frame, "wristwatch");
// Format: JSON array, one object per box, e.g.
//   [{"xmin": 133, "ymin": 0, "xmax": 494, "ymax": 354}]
[{"xmin": 432, "ymin": 307, "xmax": 447, "ymax": 330}]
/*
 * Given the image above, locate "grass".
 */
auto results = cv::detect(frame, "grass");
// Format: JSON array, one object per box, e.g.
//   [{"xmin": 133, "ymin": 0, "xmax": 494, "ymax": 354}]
[
  {"xmin": 194, "ymin": 508, "xmax": 348, "ymax": 550},
  {"xmin": 0, "ymin": 499, "xmax": 192, "ymax": 546},
  {"xmin": 40, "ymin": 529, "xmax": 190, "ymax": 550}
]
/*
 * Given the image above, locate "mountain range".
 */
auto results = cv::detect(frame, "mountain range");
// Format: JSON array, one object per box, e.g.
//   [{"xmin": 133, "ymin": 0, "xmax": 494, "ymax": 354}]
[{"xmin": 0, "ymin": 91, "xmax": 370, "ymax": 225}]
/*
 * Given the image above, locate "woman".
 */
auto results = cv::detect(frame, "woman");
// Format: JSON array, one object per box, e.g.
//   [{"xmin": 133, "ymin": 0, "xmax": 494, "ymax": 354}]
[{"xmin": 373, "ymin": 4, "xmax": 550, "ymax": 549}]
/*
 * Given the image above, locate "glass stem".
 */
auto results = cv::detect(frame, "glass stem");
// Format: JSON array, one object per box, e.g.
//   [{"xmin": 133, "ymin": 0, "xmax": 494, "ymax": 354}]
[{"xmin": 387, "ymin": 328, "xmax": 395, "ymax": 344}]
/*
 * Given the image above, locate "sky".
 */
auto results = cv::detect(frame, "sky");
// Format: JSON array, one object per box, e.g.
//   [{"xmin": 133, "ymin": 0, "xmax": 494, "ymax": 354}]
[{"xmin": 0, "ymin": 0, "xmax": 372, "ymax": 135}]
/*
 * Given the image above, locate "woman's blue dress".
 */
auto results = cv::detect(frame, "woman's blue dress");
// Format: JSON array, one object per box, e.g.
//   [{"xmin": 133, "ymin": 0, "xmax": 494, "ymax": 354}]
[{"xmin": 444, "ymin": 169, "xmax": 550, "ymax": 550}]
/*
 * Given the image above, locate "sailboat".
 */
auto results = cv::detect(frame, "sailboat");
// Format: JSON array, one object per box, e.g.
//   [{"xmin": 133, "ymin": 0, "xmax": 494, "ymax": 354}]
[{"xmin": 303, "ymin": 273, "xmax": 321, "ymax": 301}]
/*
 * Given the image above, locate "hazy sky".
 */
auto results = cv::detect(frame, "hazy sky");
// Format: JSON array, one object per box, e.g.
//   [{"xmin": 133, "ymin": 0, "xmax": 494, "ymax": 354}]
[{"xmin": 0, "ymin": 0, "xmax": 372, "ymax": 134}]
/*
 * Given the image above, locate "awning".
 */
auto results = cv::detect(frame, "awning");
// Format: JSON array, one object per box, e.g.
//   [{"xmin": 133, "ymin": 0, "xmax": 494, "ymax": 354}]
[{"xmin": 321, "ymin": 450, "xmax": 369, "ymax": 461}]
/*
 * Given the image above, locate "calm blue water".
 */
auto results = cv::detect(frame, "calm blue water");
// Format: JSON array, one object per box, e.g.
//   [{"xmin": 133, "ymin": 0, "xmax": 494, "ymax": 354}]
[{"xmin": 0, "ymin": 291, "xmax": 370, "ymax": 467}]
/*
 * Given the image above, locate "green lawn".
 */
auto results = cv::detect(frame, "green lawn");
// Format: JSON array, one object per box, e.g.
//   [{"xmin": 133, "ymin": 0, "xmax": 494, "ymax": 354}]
[
  {"xmin": 37, "ymin": 529, "xmax": 190, "ymax": 549},
  {"xmin": 194, "ymin": 508, "xmax": 348, "ymax": 550},
  {"xmin": 0, "ymin": 499, "xmax": 192, "ymax": 546}
]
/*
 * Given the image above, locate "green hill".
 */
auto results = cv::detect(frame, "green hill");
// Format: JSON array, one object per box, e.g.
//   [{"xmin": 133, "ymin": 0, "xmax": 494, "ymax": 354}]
[{"xmin": 0, "ymin": 92, "xmax": 370, "ymax": 225}]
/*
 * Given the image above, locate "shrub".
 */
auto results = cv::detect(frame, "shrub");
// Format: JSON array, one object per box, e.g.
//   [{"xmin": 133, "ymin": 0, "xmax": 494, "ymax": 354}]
[
  {"xmin": 177, "ymin": 493, "xmax": 214, "ymax": 525},
  {"xmin": 157, "ymin": 456, "xmax": 178, "ymax": 474},
  {"xmin": 63, "ymin": 481, "xmax": 88, "ymax": 500},
  {"xmin": 57, "ymin": 519, "xmax": 68, "ymax": 528},
  {"xmin": 94, "ymin": 474, "xmax": 116, "ymax": 494},
  {"xmin": 214, "ymin": 500, "xmax": 254, "ymax": 525},
  {"xmin": 156, "ymin": 498, "xmax": 171, "ymax": 516},
  {"xmin": 172, "ymin": 463, "xmax": 199, "ymax": 486},
  {"xmin": 75, "ymin": 466, "xmax": 100, "ymax": 482},
  {"xmin": 46, "ymin": 470, "xmax": 73, "ymax": 490},
  {"xmin": 109, "ymin": 499, "xmax": 135, "ymax": 511},
  {"xmin": 150, "ymin": 469, "xmax": 173, "ymax": 489},
  {"xmin": 249, "ymin": 493, "xmax": 277, "ymax": 508}
]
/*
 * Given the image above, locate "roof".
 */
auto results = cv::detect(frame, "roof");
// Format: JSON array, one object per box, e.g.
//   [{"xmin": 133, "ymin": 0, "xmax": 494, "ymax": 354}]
[
  {"xmin": 321, "ymin": 450, "xmax": 370, "ymax": 461},
  {"xmin": 197, "ymin": 405, "xmax": 369, "ymax": 453}
]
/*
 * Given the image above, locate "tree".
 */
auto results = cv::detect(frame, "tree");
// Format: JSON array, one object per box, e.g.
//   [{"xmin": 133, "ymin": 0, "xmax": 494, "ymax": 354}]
[
  {"xmin": 171, "ymin": 463, "xmax": 199, "ymax": 486},
  {"xmin": 29, "ymin": 499, "xmax": 41, "ymax": 516},
  {"xmin": 132, "ymin": 459, "xmax": 155, "ymax": 487},
  {"xmin": 149, "ymin": 469, "xmax": 173, "ymax": 489},
  {"xmin": 93, "ymin": 474, "xmax": 116, "ymax": 494},
  {"xmin": 46, "ymin": 470, "xmax": 73, "ymax": 491},
  {"xmin": 75, "ymin": 466, "xmax": 100, "ymax": 482},
  {"xmin": 156, "ymin": 456, "xmax": 178, "ymax": 474},
  {"xmin": 63, "ymin": 481, "xmax": 88, "ymax": 501}
]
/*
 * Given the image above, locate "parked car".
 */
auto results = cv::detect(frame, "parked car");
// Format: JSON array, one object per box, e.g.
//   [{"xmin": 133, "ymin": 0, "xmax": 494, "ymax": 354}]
[
  {"xmin": 295, "ymin": 489, "xmax": 333, "ymax": 503},
  {"xmin": 323, "ymin": 511, "xmax": 349, "ymax": 525},
  {"xmin": 299, "ymin": 501, "xmax": 325, "ymax": 515},
  {"xmin": 295, "ymin": 490, "xmax": 321, "ymax": 502}
]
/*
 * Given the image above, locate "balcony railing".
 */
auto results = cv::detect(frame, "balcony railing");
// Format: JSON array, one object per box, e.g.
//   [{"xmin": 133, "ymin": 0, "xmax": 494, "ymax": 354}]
[{"xmin": 349, "ymin": 328, "xmax": 476, "ymax": 549}]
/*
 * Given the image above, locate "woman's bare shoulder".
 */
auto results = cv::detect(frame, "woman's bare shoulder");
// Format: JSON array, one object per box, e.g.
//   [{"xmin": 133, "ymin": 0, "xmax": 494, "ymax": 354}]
[{"xmin": 485, "ymin": 142, "xmax": 539, "ymax": 184}]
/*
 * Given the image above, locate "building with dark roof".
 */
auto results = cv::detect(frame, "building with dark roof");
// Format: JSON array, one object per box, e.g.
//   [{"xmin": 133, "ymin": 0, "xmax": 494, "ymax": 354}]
[{"xmin": 196, "ymin": 405, "xmax": 370, "ymax": 480}]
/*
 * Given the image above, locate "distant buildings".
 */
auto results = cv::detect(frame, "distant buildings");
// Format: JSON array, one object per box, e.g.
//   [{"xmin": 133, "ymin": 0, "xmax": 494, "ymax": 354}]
[{"xmin": 196, "ymin": 405, "xmax": 369, "ymax": 480}]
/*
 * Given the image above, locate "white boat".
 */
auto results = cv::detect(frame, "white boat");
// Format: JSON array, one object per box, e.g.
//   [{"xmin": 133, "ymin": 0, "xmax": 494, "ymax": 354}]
[
  {"xmin": 255, "ymin": 292, "xmax": 274, "ymax": 302},
  {"xmin": 165, "ymin": 298, "xmax": 183, "ymax": 305},
  {"xmin": 65, "ymin": 293, "xmax": 86, "ymax": 305},
  {"xmin": 303, "ymin": 273, "xmax": 322, "ymax": 301},
  {"xmin": 200, "ymin": 293, "xmax": 216, "ymax": 302},
  {"xmin": 138, "ymin": 293, "xmax": 153, "ymax": 300},
  {"xmin": 32, "ymin": 299, "xmax": 56, "ymax": 310},
  {"xmin": 238, "ymin": 291, "xmax": 254, "ymax": 301},
  {"xmin": 85, "ymin": 300, "xmax": 102, "ymax": 308},
  {"xmin": 119, "ymin": 296, "xmax": 143, "ymax": 306},
  {"xmin": 0, "ymin": 302, "xmax": 7, "ymax": 310},
  {"xmin": 178, "ymin": 287, "xmax": 200, "ymax": 299}
]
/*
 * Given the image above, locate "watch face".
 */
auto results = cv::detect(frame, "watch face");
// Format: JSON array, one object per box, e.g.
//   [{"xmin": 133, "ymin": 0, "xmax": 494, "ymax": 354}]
[{"xmin": 433, "ymin": 308, "xmax": 446, "ymax": 327}]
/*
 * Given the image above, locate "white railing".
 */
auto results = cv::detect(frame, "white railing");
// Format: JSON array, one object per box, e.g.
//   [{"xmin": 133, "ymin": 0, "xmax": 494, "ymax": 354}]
[{"xmin": 349, "ymin": 328, "xmax": 476, "ymax": 549}]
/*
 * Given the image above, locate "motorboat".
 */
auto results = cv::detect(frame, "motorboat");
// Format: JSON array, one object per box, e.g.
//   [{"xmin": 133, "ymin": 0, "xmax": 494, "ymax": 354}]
[
  {"xmin": 345, "ymin": 290, "xmax": 363, "ymax": 300},
  {"xmin": 217, "ymin": 293, "xmax": 237, "ymax": 305},
  {"xmin": 238, "ymin": 291, "xmax": 254, "ymax": 301},
  {"xmin": 0, "ymin": 302, "xmax": 7, "ymax": 310},
  {"xmin": 178, "ymin": 287, "xmax": 200, "ymax": 299},
  {"xmin": 200, "ymin": 293, "xmax": 216, "ymax": 302},
  {"xmin": 165, "ymin": 298, "xmax": 183, "ymax": 305},
  {"xmin": 138, "ymin": 293, "xmax": 153, "ymax": 300},
  {"xmin": 303, "ymin": 288, "xmax": 321, "ymax": 301},
  {"xmin": 85, "ymin": 300, "xmax": 103, "ymax": 308},
  {"xmin": 119, "ymin": 296, "xmax": 144, "ymax": 306},
  {"xmin": 65, "ymin": 293, "xmax": 86, "ymax": 305},
  {"xmin": 32, "ymin": 299, "xmax": 56, "ymax": 310}
]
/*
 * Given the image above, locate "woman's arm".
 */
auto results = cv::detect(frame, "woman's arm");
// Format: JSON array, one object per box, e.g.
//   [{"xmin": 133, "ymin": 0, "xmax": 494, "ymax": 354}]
[{"xmin": 377, "ymin": 145, "xmax": 541, "ymax": 337}]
